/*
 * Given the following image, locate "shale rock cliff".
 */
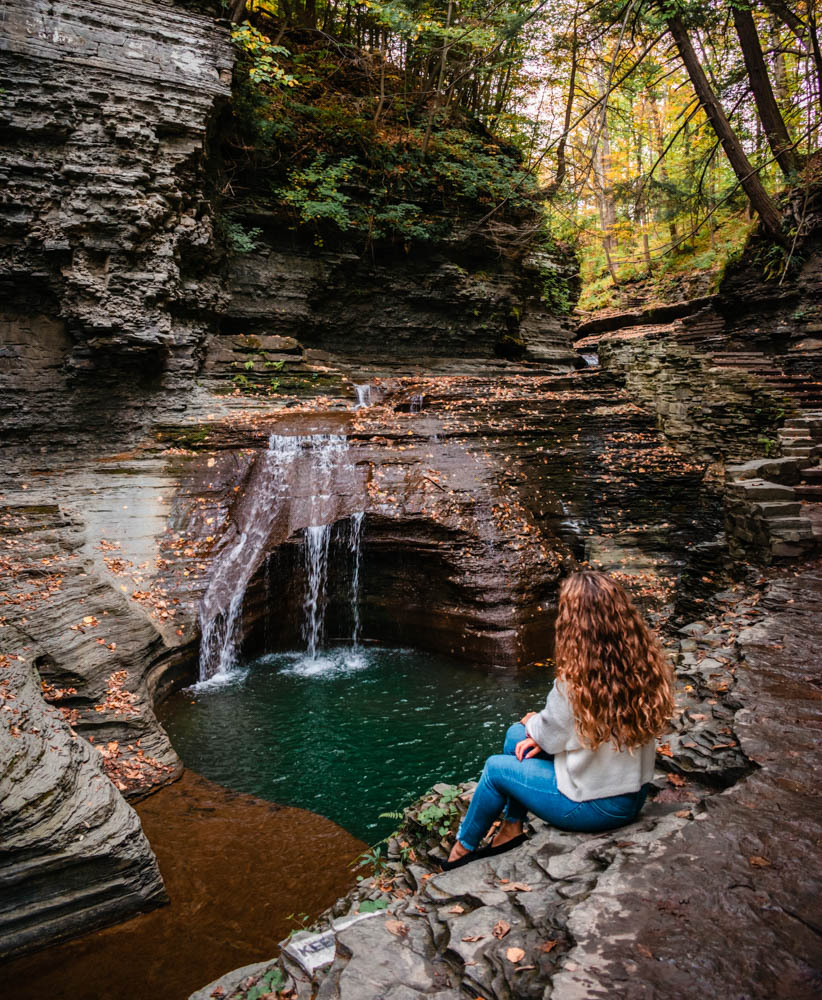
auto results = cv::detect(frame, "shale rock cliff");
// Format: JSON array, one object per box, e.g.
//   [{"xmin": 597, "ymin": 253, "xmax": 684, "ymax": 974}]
[
  {"xmin": 0, "ymin": 0, "xmax": 233, "ymax": 451},
  {"xmin": 0, "ymin": 653, "xmax": 166, "ymax": 960}
]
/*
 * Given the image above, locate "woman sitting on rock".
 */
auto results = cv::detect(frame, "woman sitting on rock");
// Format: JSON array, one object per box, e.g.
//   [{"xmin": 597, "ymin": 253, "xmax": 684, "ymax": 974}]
[{"xmin": 443, "ymin": 570, "xmax": 674, "ymax": 870}]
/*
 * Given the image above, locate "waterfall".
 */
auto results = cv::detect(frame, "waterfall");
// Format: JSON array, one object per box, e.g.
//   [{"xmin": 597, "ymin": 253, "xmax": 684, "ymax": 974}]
[
  {"xmin": 197, "ymin": 433, "xmax": 349, "ymax": 683},
  {"xmin": 301, "ymin": 524, "xmax": 331, "ymax": 659},
  {"xmin": 349, "ymin": 512, "xmax": 364, "ymax": 648},
  {"xmin": 354, "ymin": 384, "xmax": 372, "ymax": 408},
  {"xmin": 409, "ymin": 393, "xmax": 424, "ymax": 413},
  {"xmin": 300, "ymin": 512, "xmax": 365, "ymax": 662}
]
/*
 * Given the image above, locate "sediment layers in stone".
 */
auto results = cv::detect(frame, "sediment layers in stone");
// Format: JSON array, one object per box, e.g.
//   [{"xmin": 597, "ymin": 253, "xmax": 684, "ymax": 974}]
[
  {"xmin": 0, "ymin": 653, "xmax": 166, "ymax": 960},
  {"xmin": 0, "ymin": 0, "xmax": 233, "ymax": 451}
]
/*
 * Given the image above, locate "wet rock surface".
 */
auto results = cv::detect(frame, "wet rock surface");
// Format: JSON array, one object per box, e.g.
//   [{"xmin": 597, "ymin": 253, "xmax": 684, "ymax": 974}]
[{"xmin": 193, "ymin": 563, "xmax": 822, "ymax": 1000}]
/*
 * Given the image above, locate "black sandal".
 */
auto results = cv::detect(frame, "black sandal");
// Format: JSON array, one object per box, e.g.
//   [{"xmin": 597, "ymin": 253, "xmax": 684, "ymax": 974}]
[{"xmin": 435, "ymin": 832, "xmax": 528, "ymax": 871}]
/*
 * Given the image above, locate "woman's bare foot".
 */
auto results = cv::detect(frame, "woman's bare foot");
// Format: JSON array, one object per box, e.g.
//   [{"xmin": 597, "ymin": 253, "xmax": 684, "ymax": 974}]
[
  {"xmin": 491, "ymin": 819, "xmax": 523, "ymax": 848},
  {"xmin": 447, "ymin": 839, "xmax": 471, "ymax": 863}
]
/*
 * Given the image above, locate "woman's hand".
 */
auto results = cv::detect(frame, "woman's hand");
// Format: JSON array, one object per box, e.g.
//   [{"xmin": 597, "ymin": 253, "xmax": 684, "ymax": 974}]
[
  {"xmin": 520, "ymin": 711, "xmax": 537, "ymax": 725},
  {"xmin": 515, "ymin": 736, "xmax": 542, "ymax": 761}
]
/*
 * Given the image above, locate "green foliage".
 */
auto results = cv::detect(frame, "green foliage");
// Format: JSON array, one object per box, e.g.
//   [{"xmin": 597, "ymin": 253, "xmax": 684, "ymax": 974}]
[
  {"xmin": 417, "ymin": 784, "xmax": 461, "ymax": 837},
  {"xmin": 221, "ymin": 220, "xmax": 263, "ymax": 254},
  {"xmin": 243, "ymin": 966, "xmax": 284, "ymax": 1000},
  {"xmin": 232, "ymin": 23, "xmax": 296, "ymax": 89},
  {"xmin": 353, "ymin": 845, "xmax": 390, "ymax": 879},
  {"xmin": 270, "ymin": 129, "xmax": 534, "ymax": 243},
  {"xmin": 378, "ymin": 809, "xmax": 405, "ymax": 821},
  {"xmin": 357, "ymin": 898, "xmax": 390, "ymax": 913},
  {"xmin": 225, "ymin": 11, "xmax": 543, "ymax": 250},
  {"xmin": 278, "ymin": 156, "xmax": 356, "ymax": 230}
]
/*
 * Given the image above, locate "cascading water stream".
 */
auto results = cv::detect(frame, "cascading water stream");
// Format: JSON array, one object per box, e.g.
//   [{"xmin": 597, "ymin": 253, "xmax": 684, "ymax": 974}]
[
  {"xmin": 301, "ymin": 524, "xmax": 332, "ymax": 659},
  {"xmin": 298, "ymin": 511, "xmax": 365, "ymax": 663},
  {"xmin": 197, "ymin": 433, "xmax": 352, "ymax": 683},
  {"xmin": 354, "ymin": 384, "xmax": 372, "ymax": 408},
  {"xmin": 349, "ymin": 512, "xmax": 364, "ymax": 649}
]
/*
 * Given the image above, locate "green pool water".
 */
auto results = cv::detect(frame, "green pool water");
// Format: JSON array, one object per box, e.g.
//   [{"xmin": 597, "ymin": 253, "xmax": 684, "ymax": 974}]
[{"xmin": 158, "ymin": 647, "xmax": 547, "ymax": 844}]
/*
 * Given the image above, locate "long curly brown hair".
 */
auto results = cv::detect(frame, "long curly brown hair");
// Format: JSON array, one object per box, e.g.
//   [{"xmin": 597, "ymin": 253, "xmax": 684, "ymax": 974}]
[{"xmin": 554, "ymin": 570, "xmax": 674, "ymax": 750}]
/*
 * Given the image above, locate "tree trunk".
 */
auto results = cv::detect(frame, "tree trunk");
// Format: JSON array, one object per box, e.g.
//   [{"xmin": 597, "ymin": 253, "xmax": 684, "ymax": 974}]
[
  {"xmin": 648, "ymin": 92, "xmax": 679, "ymax": 247},
  {"xmin": 544, "ymin": 13, "xmax": 578, "ymax": 197},
  {"xmin": 593, "ymin": 60, "xmax": 617, "ymax": 249},
  {"xmin": 762, "ymin": 0, "xmax": 822, "ymax": 99},
  {"xmin": 732, "ymin": 5, "xmax": 800, "ymax": 177},
  {"xmin": 422, "ymin": 0, "xmax": 453, "ymax": 156},
  {"xmin": 770, "ymin": 14, "xmax": 789, "ymax": 105},
  {"xmin": 665, "ymin": 12, "xmax": 785, "ymax": 244}
]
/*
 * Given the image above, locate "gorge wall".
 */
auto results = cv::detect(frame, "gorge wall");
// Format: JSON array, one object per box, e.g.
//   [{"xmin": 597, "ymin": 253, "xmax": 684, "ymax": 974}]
[{"xmin": 0, "ymin": 0, "xmax": 234, "ymax": 452}]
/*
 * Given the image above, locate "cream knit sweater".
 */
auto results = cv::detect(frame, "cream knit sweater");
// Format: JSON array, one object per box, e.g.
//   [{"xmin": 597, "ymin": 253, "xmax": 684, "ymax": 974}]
[{"xmin": 525, "ymin": 679, "xmax": 655, "ymax": 802}]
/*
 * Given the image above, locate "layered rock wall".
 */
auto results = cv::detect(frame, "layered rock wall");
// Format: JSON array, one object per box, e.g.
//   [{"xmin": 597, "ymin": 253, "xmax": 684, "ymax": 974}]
[
  {"xmin": 0, "ymin": 0, "xmax": 233, "ymax": 451},
  {"xmin": 598, "ymin": 335, "xmax": 793, "ymax": 462},
  {"xmin": 0, "ymin": 653, "xmax": 166, "ymax": 960},
  {"xmin": 211, "ymin": 228, "xmax": 579, "ymax": 380}
]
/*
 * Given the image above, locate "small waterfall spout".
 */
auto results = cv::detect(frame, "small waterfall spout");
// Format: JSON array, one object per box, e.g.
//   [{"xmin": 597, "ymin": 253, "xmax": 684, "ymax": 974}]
[
  {"xmin": 354, "ymin": 384, "xmax": 372, "ymax": 408},
  {"xmin": 302, "ymin": 524, "xmax": 332, "ymax": 659},
  {"xmin": 300, "ymin": 512, "xmax": 365, "ymax": 661},
  {"xmin": 349, "ymin": 512, "xmax": 364, "ymax": 648},
  {"xmin": 198, "ymin": 433, "xmax": 351, "ymax": 683}
]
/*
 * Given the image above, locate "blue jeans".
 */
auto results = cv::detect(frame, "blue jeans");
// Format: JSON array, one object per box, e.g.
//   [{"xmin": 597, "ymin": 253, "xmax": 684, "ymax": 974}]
[{"xmin": 457, "ymin": 724, "xmax": 648, "ymax": 851}]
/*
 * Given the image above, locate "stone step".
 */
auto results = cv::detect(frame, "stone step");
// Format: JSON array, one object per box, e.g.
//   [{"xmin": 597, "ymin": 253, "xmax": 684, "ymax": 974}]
[
  {"xmin": 778, "ymin": 428, "xmax": 815, "ymax": 439},
  {"xmin": 795, "ymin": 485, "xmax": 822, "ymax": 500},
  {"xmin": 783, "ymin": 415, "xmax": 822, "ymax": 428},
  {"xmin": 782, "ymin": 446, "xmax": 815, "ymax": 457},
  {"xmin": 765, "ymin": 516, "xmax": 811, "ymax": 531},
  {"xmin": 726, "ymin": 456, "xmax": 800, "ymax": 482},
  {"xmin": 799, "ymin": 467, "xmax": 822, "ymax": 482},
  {"xmin": 754, "ymin": 501, "xmax": 801, "ymax": 517},
  {"xmin": 728, "ymin": 479, "xmax": 796, "ymax": 501}
]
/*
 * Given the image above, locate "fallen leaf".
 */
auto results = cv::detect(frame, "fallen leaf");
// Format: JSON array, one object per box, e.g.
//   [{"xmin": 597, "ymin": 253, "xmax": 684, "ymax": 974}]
[
  {"xmin": 636, "ymin": 944, "xmax": 653, "ymax": 959},
  {"xmin": 657, "ymin": 743, "xmax": 673, "ymax": 757},
  {"xmin": 499, "ymin": 882, "xmax": 532, "ymax": 892},
  {"xmin": 492, "ymin": 919, "xmax": 511, "ymax": 939},
  {"xmin": 462, "ymin": 934, "xmax": 484, "ymax": 942},
  {"xmin": 448, "ymin": 905, "xmax": 465, "ymax": 914},
  {"xmin": 667, "ymin": 773, "xmax": 686, "ymax": 787},
  {"xmin": 675, "ymin": 809, "xmax": 691, "ymax": 818},
  {"xmin": 506, "ymin": 947, "xmax": 526, "ymax": 964},
  {"xmin": 385, "ymin": 919, "xmax": 408, "ymax": 937},
  {"xmin": 748, "ymin": 855, "xmax": 772, "ymax": 868}
]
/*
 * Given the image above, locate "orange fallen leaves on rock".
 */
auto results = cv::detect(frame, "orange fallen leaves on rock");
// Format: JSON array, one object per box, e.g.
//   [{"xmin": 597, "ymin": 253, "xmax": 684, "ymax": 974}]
[
  {"xmin": 667, "ymin": 773, "xmax": 687, "ymax": 787},
  {"xmin": 657, "ymin": 743, "xmax": 673, "ymax": 757},
  {"xmin": 462, "ymin": 934, "xmax": 484, "ymax": 942},
  {"xmin": 385, "ymin": 919, "xmax": 408, "ymax": 937},
  {"xmin": 539, "ymin": 940, "xmax": 558, "ymax": 954},
  {"xmin": 505, "ymin": 947, "xmax": 526, "ymax": 964},
  {"xmin": 748, "ymin": 855, "xmax": 772, "ymax": 868},
  {"xmin": 492, "ymin": 919, "xmax": 511, "ymax": 939}
]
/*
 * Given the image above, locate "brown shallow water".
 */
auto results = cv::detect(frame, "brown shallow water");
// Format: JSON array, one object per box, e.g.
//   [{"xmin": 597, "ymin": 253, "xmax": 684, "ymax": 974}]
[{"xmin": 2, "ymin": 770, "xmax": 365, "ymax": 1000}]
